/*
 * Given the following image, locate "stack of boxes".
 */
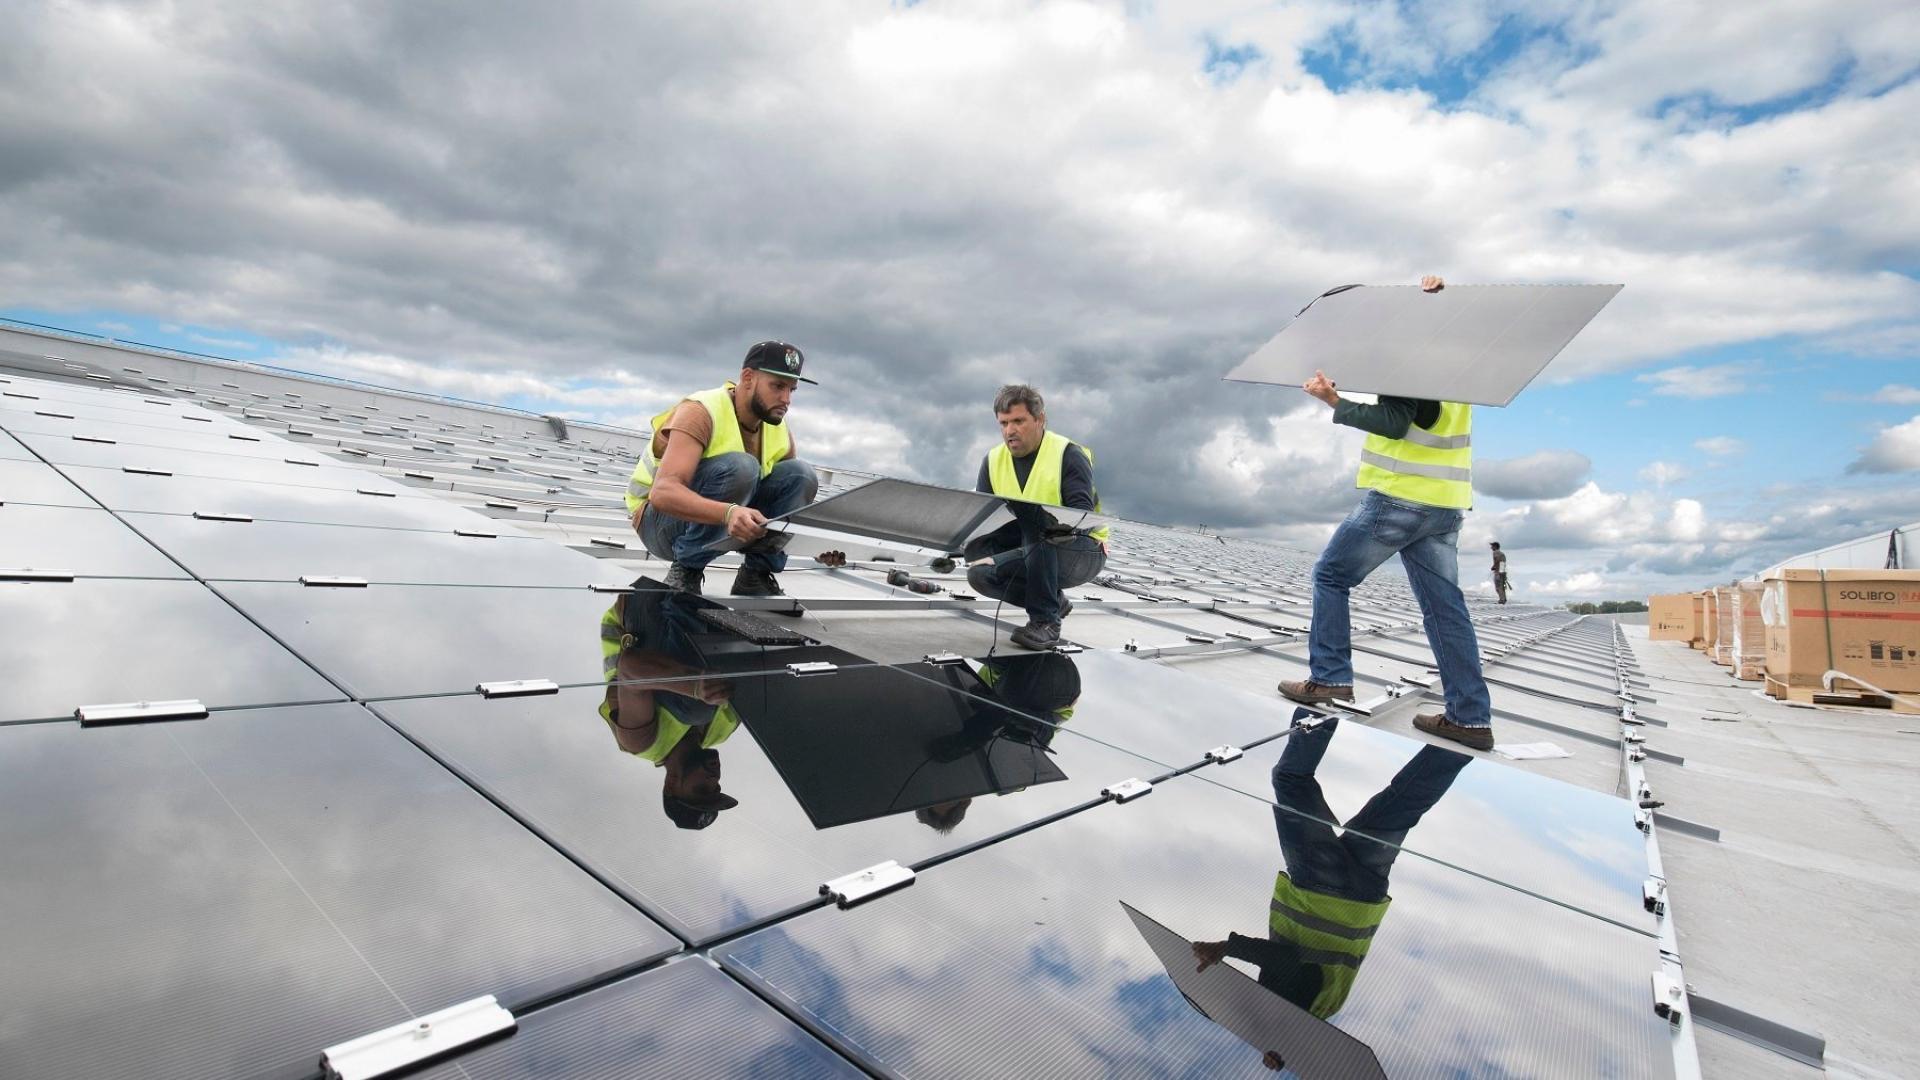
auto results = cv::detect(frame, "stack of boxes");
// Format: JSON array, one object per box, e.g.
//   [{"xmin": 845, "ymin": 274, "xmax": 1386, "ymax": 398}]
[{"xmin": 1648, "ymin": 571, "xmax": 1920, "ymax": 708}]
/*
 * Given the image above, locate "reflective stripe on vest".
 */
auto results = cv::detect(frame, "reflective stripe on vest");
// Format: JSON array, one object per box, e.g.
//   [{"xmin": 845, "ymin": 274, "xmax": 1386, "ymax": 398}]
[
  {"xmin": 1354, "ymin": 401, "xmax": 1472, "ymax": 510},
  {"xmin": 625, "ymin": 383, "xmax": 793, "ymax": 515},
  {"xmin": 985, "ymin": 430, "xmax": 1110, "ymax": 543},
  {"xmin": 1269, "ymin": 871, "xmax": 1390, "ymax": 1019}
]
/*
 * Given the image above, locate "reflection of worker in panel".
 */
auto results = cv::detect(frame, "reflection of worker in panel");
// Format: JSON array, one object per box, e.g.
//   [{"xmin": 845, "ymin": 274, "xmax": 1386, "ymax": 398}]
[
  {"xmin": 920, "ymin": 653, "xmax": 1083, "ymax": 833},
  {"xmin": 965, "ymin": 384, "xmax": 1109, "ymax": 651},
  {"xmin": 624, "ymin": 341, "xmax": 821, "ymax": 598},
  {"xmin": 1192, "ymin": 714, "xmax": 1469, "ymax": 1029},
  {"xmin": 598, "ymin": 586, "xmax": 741, "ymax": 830},
  {"xmin": 1491, "ymin": 541, "xmax": 1510, "ymax": 605},
  {"xmin": 1276, "ymin": 276, "xmax": 1497, "ymax": 752}
]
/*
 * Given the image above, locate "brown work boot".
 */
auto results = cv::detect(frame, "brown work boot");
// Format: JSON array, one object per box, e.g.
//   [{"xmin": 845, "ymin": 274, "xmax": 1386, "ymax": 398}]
[
  {"xmin": 1277, "ymin": 679, "xmax": 1355, "ymax": 706},
  {"xmin": 1413, "ymin": 712, "xmax": 1495, "ymax": 752}
]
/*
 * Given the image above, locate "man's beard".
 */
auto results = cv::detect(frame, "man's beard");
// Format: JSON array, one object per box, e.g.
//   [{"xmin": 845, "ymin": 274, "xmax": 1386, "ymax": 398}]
[{"xmin": 750, "ymin": 394, "xmax": 785, "ymax": 426}]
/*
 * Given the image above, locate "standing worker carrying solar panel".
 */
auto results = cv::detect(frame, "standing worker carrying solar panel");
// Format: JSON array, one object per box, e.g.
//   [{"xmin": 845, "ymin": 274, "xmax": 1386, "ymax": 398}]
[
  {"xmin": 966, "ymin": 384, "xmax": 1109, "ymax": 650},
  {"xmin": 626, "ymin": 341, "xmax": 821, "ymax": 597},
  {"xmin": 1275, "ymin": 276, "xmax": 1498, "ymax": 752}
]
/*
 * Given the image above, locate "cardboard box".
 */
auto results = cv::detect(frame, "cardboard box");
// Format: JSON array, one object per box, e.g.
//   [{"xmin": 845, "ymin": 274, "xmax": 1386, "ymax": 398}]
[
  {"xmin": 1711, "ymin": 587, "xmax": 1735, "ymax": 666},
  {"xmin": 1761, "ymin": 570, "xmax": 1920, "ymax": 694},
  {"xmin": 1698, "ymin": 589, "xmax": 1718, "ymax": 652},
  {"xmin": 1731, "ymin": 581, "xmax": 1766, "ymax": 681},
  {"xmin": 1649, "ymin": 593, "xmax": 1695, "ymax": 641},
  {"xmin": 1690, "ymin": 592, "xmax": 1709, "ymax": 647}
]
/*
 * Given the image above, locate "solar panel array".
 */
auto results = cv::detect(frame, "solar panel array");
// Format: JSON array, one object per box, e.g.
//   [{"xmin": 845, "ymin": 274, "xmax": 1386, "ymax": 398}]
[{"xmin": 1, "ymin": 344, "xmax": 1688, "ymax": 1078}]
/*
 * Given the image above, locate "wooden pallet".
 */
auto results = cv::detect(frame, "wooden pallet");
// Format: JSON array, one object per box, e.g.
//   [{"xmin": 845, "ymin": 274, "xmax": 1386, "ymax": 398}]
[{"xmin": 1765, "ymin": 676, "xmax": 1920, "ymax": 714}]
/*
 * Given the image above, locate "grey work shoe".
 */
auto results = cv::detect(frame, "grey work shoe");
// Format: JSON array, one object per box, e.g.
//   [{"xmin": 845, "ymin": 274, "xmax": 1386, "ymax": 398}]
[
  {"xmin": 730, "ymin": 567, "xmax": 784, "ymax": 597},
  {"xmin": 1276, "ymin": 679, "xmax": 1356, "ymax": 706},
  {"xmin": 664, "ymin": 563, "xmax": 704, "ymax": 594},
  {"xmin": 1059, "ymin": 596, "xmax": 1073, "ymax": 620},
  {"xmin": 1010, "ymin": 620, "xmax": 1062, "ymax": 651},
  {"xmin": 1413, "ymin": 712, "xmax": 1495, "ymax": 752}
]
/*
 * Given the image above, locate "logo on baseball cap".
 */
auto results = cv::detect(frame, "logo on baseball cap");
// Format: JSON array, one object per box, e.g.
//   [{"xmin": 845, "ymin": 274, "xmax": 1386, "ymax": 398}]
[{"xmin": 744, "ymin": 340, "xmax": 816, "ymax": 385}]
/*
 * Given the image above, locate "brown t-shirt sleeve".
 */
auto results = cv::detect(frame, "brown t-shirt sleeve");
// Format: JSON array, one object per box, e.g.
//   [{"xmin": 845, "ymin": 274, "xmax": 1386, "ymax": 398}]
[{"xmin": 651, "ymin": 400, "xmax": 713, "ymax": 461}]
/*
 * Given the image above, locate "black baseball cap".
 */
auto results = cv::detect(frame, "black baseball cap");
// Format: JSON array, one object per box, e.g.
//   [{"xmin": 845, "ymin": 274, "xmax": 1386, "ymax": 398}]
[
  {"xmin": 662, "ymin": 790, "xmax": 740, "ymax": 830},
  {"xmin": 743, "ymin": 340, "xmax": 816, "ymax": 384}
]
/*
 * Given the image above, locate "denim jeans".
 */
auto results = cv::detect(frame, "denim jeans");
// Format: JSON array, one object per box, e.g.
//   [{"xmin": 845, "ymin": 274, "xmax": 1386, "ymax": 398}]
[
  {"xmin": 1308, "ymin": 489, "xmax": 1492, "ymax": 727},
  {"xmin": 639, "ymin": 453, "xmax": 818, "ymax": 572},
  {"xmin": 963, "ymin": 504, "xmax": 1106, "ymax": 623},
  {"xmin": 1270, "ymin": 715, "xmax": 1470, "ymax": 902}
]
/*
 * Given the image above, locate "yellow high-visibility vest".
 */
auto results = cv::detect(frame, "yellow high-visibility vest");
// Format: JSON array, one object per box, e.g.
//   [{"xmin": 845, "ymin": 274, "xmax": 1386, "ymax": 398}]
[
  {"xmin": 1269, "ymin": 871, "xmax": 1391, "ymax": 1019},
  {"xmin": 1354, "ymin": 402, "xmax": 1472, "ymax": 509},
  {"xmin": 598, "ymin": 604, "xmax": 739, "ymax": 763},
  {"xmin": 626, "ymin": 383, "xmax": 793, "ymax": 515},
  {"xmin": 986, "ymin": 430, "xmax": 1110, "ymax": 543}
]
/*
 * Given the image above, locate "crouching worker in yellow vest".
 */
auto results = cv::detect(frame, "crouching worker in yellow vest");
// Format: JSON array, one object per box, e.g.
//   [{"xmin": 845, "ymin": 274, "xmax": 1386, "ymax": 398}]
[
  {"xmin": 1191, "ymin": 712, "xmax": 1468, "ymax": 1035},
  {"xmin": 626, "ymin": 341, "xmax": 820, "ymax": 597},
  {"xmin": 1276, "ymin": 275, "xmax": 1497, "ymax": 752},
  {"xmin": 963, "ymin": 384, "xmax": 1109, "ymax": 651},
  {"xmin": 599, "ymin": 584, "xmax": 741, "ymax": 830}
]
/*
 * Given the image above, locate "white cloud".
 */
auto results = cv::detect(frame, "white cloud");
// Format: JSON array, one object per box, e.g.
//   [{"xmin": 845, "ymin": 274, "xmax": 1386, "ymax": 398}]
[
  {"xmin": 1634, "ymin": 362, "xmax": 1755, "ymax": 398},
  {"xmin": 1872, "ymin": 384, "xmax": 1920, "ymax": 405},
  {"xmin": 1847, "ymin": 414, "xmax": 1920, "ymax": 473},
  {"xmin": 1534, "ymin": 570, "xmax": 1609, "ymax": 596},
  {"xmin": 1474, "ymin": 449, "xmax": 1591, "ymax": 500},
  {"xmin": 1639, "ymin": 460, "xmax": 1688, "ymax": 487},
  {"xmin": 1693, "ymin": 436, "xmax": 1745, "ymax": 457}
]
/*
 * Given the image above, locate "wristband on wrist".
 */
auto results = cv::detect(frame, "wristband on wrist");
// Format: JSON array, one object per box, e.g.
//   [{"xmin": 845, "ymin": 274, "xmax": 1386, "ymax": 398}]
[{"xmin": 722, "ymin": 503, "xmax": 738, "ymax": 528}]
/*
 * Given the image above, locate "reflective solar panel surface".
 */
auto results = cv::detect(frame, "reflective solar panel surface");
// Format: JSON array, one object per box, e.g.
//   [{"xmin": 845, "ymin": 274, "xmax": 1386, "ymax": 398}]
[
  {"xmin": 1223, "ymin": 283, "xmax": 1623, "ymax": 406},
  {"xmin": 0, "ymin": 357, "xmax": 1685, "ymax": 1079}
]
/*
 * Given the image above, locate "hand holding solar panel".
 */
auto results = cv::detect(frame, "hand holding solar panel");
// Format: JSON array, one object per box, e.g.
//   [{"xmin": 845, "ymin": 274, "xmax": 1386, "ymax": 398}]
[{"xmin": 1224, "ymin": 279, "xmax": 1622, "ymax": 406}]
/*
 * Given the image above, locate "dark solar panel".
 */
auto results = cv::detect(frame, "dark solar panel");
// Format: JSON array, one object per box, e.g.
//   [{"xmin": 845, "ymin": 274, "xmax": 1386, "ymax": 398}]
[{"xmin": 0, "ymin": 703, "xmax": 677, "ymax": 1079}]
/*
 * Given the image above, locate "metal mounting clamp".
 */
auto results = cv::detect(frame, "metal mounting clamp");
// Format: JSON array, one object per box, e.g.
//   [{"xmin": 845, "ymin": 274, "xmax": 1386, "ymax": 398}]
[
  {"xmin": 76, "ymin": 699, "xmax": 208, "ymax": 726},
  {"xmin": 1205, "ymin": 745, "xmax": 1244, "ymax": 764},
  {"xmin": 922, "ymin": 652, "xmax": 965, "ymax": 666},
  {"xmin": 1643, "ymin": 877, "xmax": 1667, "ymax": 917},
  {"xmin": 820, "ymin": 860, "xmax": 915, "ymax": 909},
  {"xmin": 788, "ymin": 661, "xmax": 838, "ymax": 677},
  {"xmin": 301, "ymin": 576, "xmax": 369, "ymax": 588},
  {"xmin": 1103, "ymin": 778, "xmax": 1153, "ymax": 803},
  {"xmin": 321, "ymin": 994, "xmax": 516, "ymax": 1080},
  {"xmin": 1651, "ymin": 972, "xmax": 1687, "ymax": 1024},
  {"xmin": 476, "ymin": 679, "xmax": 559, "ymax": 699},
  {"xmin": 1, "ymin": 568, "xmax": 75, "ymax": 582},
  {"xmin": 193, "ymin": 511, "xmax": 254, "ymax": 522},
  {"xmin": 453, "ymin": 528, "xmax": 497, "ymax": 539}
]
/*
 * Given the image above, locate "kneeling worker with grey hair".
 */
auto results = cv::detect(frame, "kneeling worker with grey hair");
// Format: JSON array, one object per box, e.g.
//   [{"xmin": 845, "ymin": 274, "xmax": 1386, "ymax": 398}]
[{"xmin": 965, "ymin": 384, "xmax": 1109, "ymax": 650}]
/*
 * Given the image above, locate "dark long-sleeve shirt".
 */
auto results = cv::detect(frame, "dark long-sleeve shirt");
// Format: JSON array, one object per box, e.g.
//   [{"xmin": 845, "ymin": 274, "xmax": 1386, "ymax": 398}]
[
  {"xmin": 1224, "ymin": 931, "xmax": 1325, "ymax": 1004},
  {"xmin": 1331, "ymin": 396, "xmax": 1441, "ymax": 440},
  {"xmin": 975, "ymin": 441, "xmax": 1096, "ymax": 511}
]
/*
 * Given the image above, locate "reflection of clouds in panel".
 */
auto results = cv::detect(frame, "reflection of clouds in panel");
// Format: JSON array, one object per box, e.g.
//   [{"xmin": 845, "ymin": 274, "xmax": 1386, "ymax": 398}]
[{"xmin": 721, "ymin": 777, "xmax": 1664, "ymax": 1078}]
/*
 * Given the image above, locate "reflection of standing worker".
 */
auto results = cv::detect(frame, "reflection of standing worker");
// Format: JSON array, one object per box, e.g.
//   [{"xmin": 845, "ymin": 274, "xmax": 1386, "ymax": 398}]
[
  {"xmin": 1275, "ymin": 275, "xmax": 1497, "ymax": 752},
  {"xmin": 965, "ymin": 384, "xmax": 1109, "ymax": 651},
  {"xmin": 1192, "ymin": 714, "xmax": 1468, "ymax": 1024},
  {"xmin": 598, "ymin": 587, "xmax": 741, "ymax": 829},
  {"xmin": 624, "ymin": 341, "xmax": 821, "ymax": 598},
  {"xmin": 1490, "ymin": 542, "xmax": 1510, "ymax": 605}
]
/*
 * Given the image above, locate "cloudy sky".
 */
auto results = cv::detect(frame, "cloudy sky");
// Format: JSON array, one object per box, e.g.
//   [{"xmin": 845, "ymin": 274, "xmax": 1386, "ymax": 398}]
[{"xmin": 4, "ymin": 0, "xmax": 1917, "ymax": 600}]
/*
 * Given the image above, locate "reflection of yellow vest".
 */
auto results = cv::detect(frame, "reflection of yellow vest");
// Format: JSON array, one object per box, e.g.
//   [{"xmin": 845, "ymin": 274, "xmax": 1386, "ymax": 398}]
[
  {"xmin": 1269, "ymin": 871, "xmax": 1390, "ymax": 1019},
  {"xmin": 598, "ymin": 605, "xmax": 739, "ymax": 763},
  {"xmin": 626, "ymin": 383, "xmax": 794, "ymax": 514},
  {"xmin": 1354, "ymin": 402, "xmax": 1472, "ymax": 509},
  {"xmin": 976, "ymin": 662, "xmax": 1076, "ymax": 723},
  {"xmin": 985, "ymin": 430, "xmax": 1109, "ymax": 543}
]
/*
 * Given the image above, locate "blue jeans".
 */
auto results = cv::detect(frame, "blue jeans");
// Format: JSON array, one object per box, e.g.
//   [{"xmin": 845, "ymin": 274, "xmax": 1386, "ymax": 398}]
[
  {"xmin": 639, "ymin": 453, "xmax": 818, "ymax": 573},
  {"xmin": 1308, "ymin": 489, "xmax": 1492, "ymax": 727},
  {"xmin": 1271, "ymin": 716, "xmax": 1469, "ymax": 902},
  {"xmin": 963, "ymin": 506, "xmax": 1106, "ymax": 623}
]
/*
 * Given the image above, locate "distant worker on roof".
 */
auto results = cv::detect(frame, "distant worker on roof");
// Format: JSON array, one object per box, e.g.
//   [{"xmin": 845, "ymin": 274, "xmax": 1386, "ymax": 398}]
[
  {"xmin": 965, "ymin": 384, "xmax": 1109, "ymax": 651},
  {"xmin": 626, "ymin": 341, "xmax": 820, "ymax": 597},
  {"xmin": 1276, "ymin": 275, "xmax": 1497, "ymax": 752},
  {"xmin": 1491, "ymin": 542, "xmax": 1510, "ymax": 605}
]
